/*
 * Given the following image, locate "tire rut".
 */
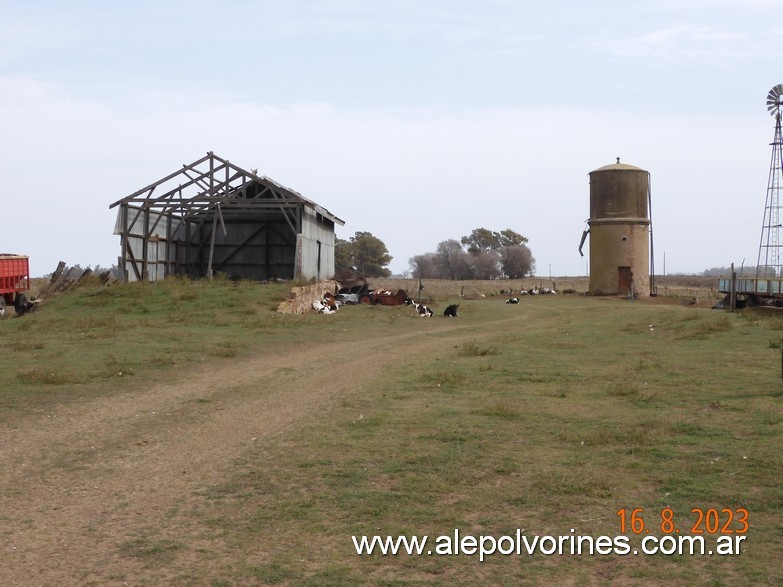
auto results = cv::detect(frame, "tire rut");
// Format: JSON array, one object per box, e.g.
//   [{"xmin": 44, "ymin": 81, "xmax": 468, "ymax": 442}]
[{"xmin": 0, "ymin": 314, "xmax": 506, "ymax": 584}]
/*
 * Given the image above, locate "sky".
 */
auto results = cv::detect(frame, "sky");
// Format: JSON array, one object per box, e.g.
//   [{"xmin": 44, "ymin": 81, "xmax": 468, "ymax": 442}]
[{"xmin": 1, "ymin": 0, "xmax": 781, "ymax": 278}]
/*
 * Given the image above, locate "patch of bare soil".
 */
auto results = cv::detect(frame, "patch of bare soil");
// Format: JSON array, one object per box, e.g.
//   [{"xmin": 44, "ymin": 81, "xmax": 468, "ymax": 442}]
[{"xmin": 0, "ymin": 314, "xmax": 486, "ymax": 585}]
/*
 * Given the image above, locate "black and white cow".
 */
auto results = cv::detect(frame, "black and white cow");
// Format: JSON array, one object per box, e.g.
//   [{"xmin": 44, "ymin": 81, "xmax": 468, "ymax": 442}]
[
  {"xmin": 407, "ymin": 300, "xmax": 434, "ymax": 317},
  {"xmin": 443, "ymin": 304, "xmax": 459, "ymax": 317},
  {"xmin": 505, "ymin": 297, "xmax": 520, "ymax": 304},
  {"xmin": 312, "ymin": 299, "xmax": 337, "ymax": 314}
]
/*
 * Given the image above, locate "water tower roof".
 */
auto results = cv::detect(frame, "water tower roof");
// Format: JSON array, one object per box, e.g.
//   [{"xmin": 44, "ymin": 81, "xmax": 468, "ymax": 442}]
[{"xmin": 590, "ymin": 158, "xmax": 648, "ymax": 174}]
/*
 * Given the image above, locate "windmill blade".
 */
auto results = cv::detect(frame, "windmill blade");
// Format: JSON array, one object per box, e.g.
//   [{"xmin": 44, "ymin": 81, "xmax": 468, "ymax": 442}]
[
  {"xmin": 767, "ymin": 84, "xmax": 783, "ymax": 116},
  {"xmin": 767, "ymin": 86, "xmax": 781, "ymax": 106}
]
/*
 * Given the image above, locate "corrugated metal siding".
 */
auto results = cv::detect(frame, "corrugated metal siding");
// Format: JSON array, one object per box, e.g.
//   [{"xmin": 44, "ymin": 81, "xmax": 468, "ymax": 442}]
[
  {"xmin": 115, "ymin": 207, "xmax": 181, "ymax": 282},
  {"xmin": 116, "ymin": 202, "xmax": 338, "ymax": 282},
  {"xmin": 178, "ymin": 219, "xmax": 296, "ymax": 280},
  {"xmin": 298, "ymin": 208, "xmax": 337, "ymax": 280}
]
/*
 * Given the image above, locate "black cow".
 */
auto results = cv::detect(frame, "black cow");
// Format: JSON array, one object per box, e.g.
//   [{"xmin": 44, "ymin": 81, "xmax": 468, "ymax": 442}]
[{"xmin": 443, "ymin": 304, "xmax": 459, "ymax": 317}]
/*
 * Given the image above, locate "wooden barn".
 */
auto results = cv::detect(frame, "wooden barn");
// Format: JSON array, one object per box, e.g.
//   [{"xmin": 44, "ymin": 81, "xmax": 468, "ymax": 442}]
[{"xmin": 110, "ymin": 152, "xmax": 344, "ymax": 282}]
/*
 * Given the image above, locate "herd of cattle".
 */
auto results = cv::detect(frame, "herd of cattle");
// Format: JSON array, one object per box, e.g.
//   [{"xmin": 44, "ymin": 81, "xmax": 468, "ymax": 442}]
[
  {"xmin": 312, "ymin": 284, "xmax": 555, "ymax": 316},
  {"xmin": 312, "ymin": 288, "xmax": 460, "ymax": 317}
]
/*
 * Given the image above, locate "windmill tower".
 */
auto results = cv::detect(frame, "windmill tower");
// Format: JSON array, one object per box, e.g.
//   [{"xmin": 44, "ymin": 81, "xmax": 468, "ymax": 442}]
[{"xmin": 756, "ymin": 84, "xmax": 783, "ymax": 278}]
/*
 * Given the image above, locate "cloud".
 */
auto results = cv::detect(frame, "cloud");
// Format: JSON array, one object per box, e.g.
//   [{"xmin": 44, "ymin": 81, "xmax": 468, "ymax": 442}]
[
  {"xmin": 0, "ymin": 1, "xmax": 775, "ymax": 277},
  {"xmin": 0, "ymin": 10, "xmax": 85, "ymax": 67},
  {"xmin": 0, "ymin": 71, "xmax": 768, "ymax": 277},
  {"xmin": 584, "ymin": 23, "xmax": 753, "ymax": 64}
]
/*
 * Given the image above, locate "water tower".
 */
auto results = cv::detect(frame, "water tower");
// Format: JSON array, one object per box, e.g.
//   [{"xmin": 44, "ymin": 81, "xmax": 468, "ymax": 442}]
[{"xmin": 579, "ymin": 158, "xmax": 653, "ymax": 297}]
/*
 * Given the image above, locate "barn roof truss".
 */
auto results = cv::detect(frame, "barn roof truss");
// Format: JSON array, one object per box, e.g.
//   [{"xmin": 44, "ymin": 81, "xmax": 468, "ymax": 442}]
[
  {"xmin": 110, "ymin": 151, "xmax": 342, "ymax": 227},
  {"xmin": 110, "ymin": 151, "xmax": 344, "ymax": 281}
]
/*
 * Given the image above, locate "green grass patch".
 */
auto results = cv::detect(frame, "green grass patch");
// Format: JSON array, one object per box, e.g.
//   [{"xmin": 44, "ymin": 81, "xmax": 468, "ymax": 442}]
[
  {"xmin": 2, "ymin": 284, "xmax": 782, "ymax": 585},
  {"xmin": 191, "ymin": 298, "xmax": 782, "ymax": 585},
  {"xmin": 118, "ymin": 537, "xmax": 185, "ymax": 563},
  {"xmin": 0, "ymin": 278, "xmax": 290, "ymax": 414},
  {"xmin": 457, "ymin": 338, "xmax": 499, "ymax": 357}
]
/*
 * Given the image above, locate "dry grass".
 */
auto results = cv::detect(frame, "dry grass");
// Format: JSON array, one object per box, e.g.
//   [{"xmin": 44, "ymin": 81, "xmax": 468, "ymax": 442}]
[
  {"xmin": 370, "ymin": 275, "xmax": 721, "ymax": 308},
  {"xmin": 1, "ymin": 276, "xmax": 780, "ymax": 585}
]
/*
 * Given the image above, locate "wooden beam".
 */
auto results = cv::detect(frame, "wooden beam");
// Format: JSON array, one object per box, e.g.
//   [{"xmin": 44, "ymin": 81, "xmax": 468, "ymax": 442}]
[
  {"xmin": 109, "ymin": 152, "xmax": 212, "ymax": 208},
  {"xmin": 125, "ymin": 239, "xmax": 142, "ymax": 281},
  {"xmin": 117, "ymin": 161, "xmax": 230, "ymax": 207},
  {"xmin": 142, "ymin": 208, "xmax": 150, "ymax": 280}
]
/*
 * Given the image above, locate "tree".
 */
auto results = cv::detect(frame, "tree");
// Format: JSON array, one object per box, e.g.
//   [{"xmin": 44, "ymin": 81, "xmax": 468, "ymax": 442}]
[
  {"xmin": 472, "ymin": 250, "xmax": 502, "ymax": 280},
  {"xmin": 436, "ymin": 239, "xmax": 472, "ymax": 280},
  {"xmin": 408, "ymin": 227, "xmax": 534, "ymax": 280},
  {"xmin": 409, "ymin": 253, "xmax": 441, "ymax": 279},
  {"xmin": 461, "ymin": 228, "xmax": 499, "ymax": 254},
  {"xmin": 336, "ymin": 231, "xmax": 392, "ymax": 278},
  {"xmin": 334, "ymin": 238, "xmax": 353, "ymax": 278},
  {"xmin": 461, "ymin": 227, "xmax": 529, "ymax": 254},
  {"xmin": 497, "ymin": 229, "xmax": 528, "ymax": 248},
  {"xmin": 501, "ymin": 245, "xmax": 535, "ymax": 279}
]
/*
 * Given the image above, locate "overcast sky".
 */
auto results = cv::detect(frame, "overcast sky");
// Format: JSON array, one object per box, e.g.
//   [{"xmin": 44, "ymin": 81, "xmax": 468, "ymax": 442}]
[{"xmin": 1, "ymin": 0, "xmax": 780, "ymax": 277}]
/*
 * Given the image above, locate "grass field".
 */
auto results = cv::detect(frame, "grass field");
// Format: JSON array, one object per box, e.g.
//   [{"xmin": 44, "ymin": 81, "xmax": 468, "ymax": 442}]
[{"xmin": 0, "ymin": 277, "xmax": 781, "ymax": 586}]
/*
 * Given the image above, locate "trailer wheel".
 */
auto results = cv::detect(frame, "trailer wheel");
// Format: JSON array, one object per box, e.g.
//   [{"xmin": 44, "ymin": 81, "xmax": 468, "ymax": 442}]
[
  {"xmin": 14, "ymin": 293, "xmax": 28, "ymax": 316},
  {"xmin": 0, "ymin": 298, "xmax": 5, "ymax": 317}
]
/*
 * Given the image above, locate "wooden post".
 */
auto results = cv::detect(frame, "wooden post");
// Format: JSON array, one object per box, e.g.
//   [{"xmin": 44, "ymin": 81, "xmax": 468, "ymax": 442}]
[
  {"xmin": 142, "ymin": 208, "xmax": 150, "ymax": 281},
  {"xmin": 165, "ymin": 213, "xmax": 172, "ymax": 278},
  {"xmin": 207, "ymin": 209, "xmax": 218, "ymax": 279},
  {"xmin": 729, "ymin": 263, "xmax": 737, "ymax": 311},
  {"xmin": 206, "ymin": 154, "xmax": 216, "ymax": 279},
  {"xmin": 120, "ymin": 204, "xmax": 128, "ymax": 281}
]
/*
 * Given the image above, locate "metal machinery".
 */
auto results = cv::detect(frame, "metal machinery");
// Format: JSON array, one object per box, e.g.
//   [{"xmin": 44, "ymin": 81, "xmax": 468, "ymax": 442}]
[{"xmin": 0, "ymin": 254, "xmax": 30, "ymax": 316}]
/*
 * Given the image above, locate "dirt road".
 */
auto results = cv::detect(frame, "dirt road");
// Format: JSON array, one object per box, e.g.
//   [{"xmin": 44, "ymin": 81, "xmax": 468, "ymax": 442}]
[{"xmin": 0, "ymin": 316, "xmax": 483, "ymax": 585}]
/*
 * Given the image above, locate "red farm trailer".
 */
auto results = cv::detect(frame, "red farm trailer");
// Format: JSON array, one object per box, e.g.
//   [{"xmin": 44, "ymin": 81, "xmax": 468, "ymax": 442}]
[{"xmin": 0, "ymin": 254, "xmax": 31, "ymax": 316}]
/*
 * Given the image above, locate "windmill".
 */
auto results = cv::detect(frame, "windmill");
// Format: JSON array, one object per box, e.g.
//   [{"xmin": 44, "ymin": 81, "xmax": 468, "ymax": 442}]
[{"xmin": 756, "ymin": 84, "xmax": 783, "ymax": 278}]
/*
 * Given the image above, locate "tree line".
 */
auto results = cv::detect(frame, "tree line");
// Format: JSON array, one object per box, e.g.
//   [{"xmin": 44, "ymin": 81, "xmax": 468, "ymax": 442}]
[{"xmin": 335, "ymin": 227, "xmax": 535, "ymax": 280}]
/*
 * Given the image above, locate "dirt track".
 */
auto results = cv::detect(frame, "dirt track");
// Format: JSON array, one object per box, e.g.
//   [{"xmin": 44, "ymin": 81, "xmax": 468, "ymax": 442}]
[{"xmin": 0, "ymin": 315, "xmax": 483, "ymax": 585}]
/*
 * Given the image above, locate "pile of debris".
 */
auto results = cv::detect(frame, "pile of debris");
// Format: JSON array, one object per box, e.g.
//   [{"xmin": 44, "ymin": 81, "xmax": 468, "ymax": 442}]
[
  {"xmin": 276, "ymin": 280, "xmax": 339, "ymax": 314},
  {"xmin": 36, "ymin": 262, "xmax": 117, "ymax": 301}
]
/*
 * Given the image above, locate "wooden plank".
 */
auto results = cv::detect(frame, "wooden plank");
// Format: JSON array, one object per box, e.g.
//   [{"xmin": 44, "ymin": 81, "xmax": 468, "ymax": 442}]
[
  {"xmin": 37, "ymin": 261, "xmax": 66, "ymax": 297},
  {"xmin": 53, "ymin": 267, "xmax": 82, "ymax": 293}
]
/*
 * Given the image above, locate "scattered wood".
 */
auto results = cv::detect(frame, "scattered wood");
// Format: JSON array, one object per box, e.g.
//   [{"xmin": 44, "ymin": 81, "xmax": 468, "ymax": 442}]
[
  {"xmin": 98, "ymin": 270, "xmax": 117, "ymax": 286},
  {"xmin": 36, "ymin": 262, "xmax": 116, "ymax": 302}
]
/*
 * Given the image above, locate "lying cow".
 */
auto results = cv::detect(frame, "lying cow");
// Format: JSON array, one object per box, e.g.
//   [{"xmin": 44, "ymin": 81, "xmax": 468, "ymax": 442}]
[
  {"xmin": 407, "ymin": 300, "xmax": 434, "ymax": 317},
  {"xmin": 443, "ymin": 304, "xmax": 459, "ymax": 317},
  {"xmin": 506, "ymin": 297, "xmax": 519, "ymax": 304},
  {"xmin": 312, "ymin": 298, "xmax": 338, "ymax": 314}
]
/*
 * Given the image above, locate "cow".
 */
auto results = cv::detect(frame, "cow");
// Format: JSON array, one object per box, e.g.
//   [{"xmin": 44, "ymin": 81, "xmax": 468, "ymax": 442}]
[
  {"xmin": 505, "ymin": 297, "xmax": 520, "ymax": 304},
  {"xmin": 374, "ymin": 288, "xmax": 411, "ymax": 306},
  {"xmin": 443, "ymin": 304, "xmax": 459, "ymax": 317},
  {"xmin": 312, "ymin": 299, "xmax": 337, "ymax": 314},
  {"xmin": 323, "ymin": 291, "xmax": 340, "ymax": 309},
  {"xmin": 407, "ymin": 300, "xmax": 434, "ymax": 317}
]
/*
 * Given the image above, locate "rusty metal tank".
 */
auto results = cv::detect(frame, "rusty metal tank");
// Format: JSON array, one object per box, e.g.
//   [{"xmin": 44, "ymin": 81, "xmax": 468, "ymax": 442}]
[{"xmin": 587, "ymin": 159, "xmax": 651, "ymax": 297}]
